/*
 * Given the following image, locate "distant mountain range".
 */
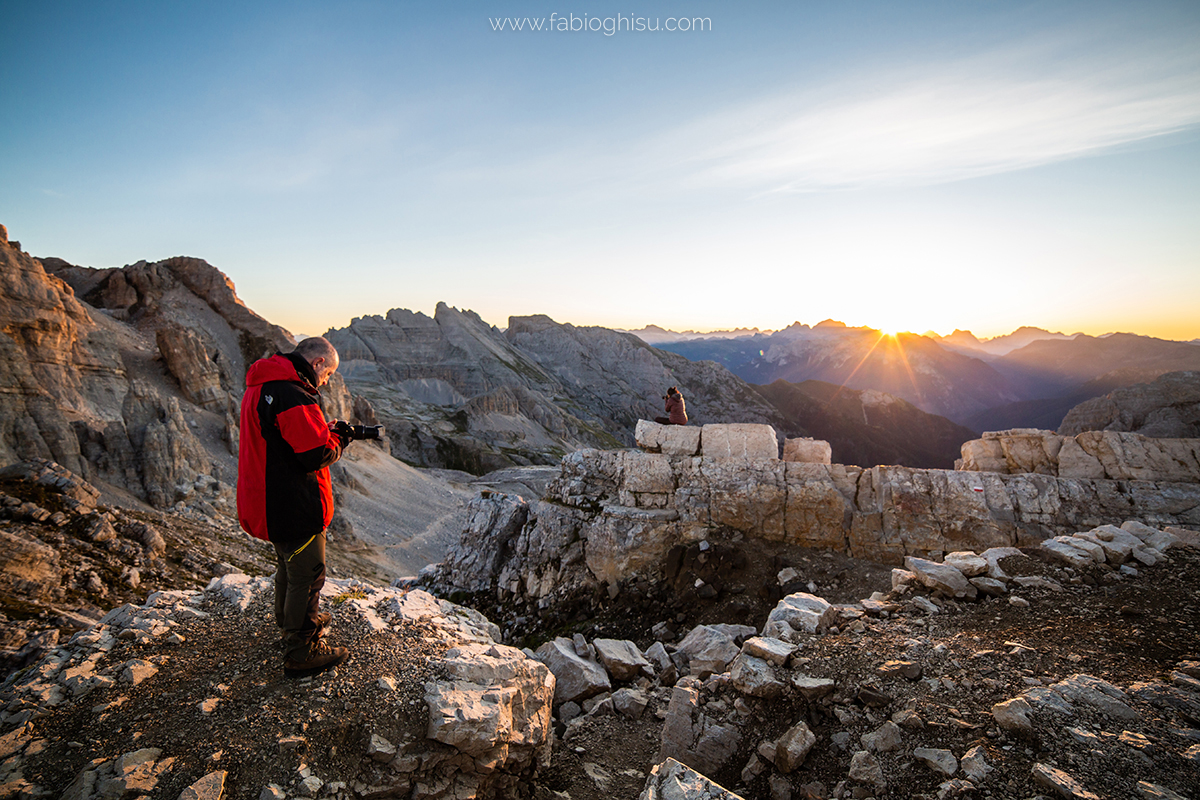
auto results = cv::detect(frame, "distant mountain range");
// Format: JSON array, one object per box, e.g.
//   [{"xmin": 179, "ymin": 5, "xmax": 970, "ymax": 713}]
[{"xmin": 654, "ymin": 322, "xmax": 1200, "ymax": 427}]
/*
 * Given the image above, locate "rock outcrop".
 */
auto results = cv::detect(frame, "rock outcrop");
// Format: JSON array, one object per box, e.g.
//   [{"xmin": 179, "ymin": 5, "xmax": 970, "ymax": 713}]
[
  {"xmin": 1059, "ymin": 370, "xmax": 1200, "ymax": 438},
  {"xmin": 426, "ymin": 448, "xmax": 1200, "ymax": 610},
  {"xmin": 959, "ymin": 429, "xmax": 1200, "ymax": 483}
]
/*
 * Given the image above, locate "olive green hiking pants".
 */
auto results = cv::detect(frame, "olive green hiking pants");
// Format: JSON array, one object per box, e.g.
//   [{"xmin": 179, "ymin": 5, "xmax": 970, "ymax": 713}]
[{"xmin": 272, "ymin": 531, "xmax": 327, "ymax": 661}]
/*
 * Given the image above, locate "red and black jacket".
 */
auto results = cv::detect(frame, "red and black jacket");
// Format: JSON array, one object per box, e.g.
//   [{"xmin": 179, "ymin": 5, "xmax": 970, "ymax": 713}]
[{"xmin": 237, "ymin": 352, "xmax": 345, "ymax": 545}]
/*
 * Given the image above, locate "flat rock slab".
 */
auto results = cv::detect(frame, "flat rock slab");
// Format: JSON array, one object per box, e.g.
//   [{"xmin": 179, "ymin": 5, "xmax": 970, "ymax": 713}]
[
  {"xmin": 699, "ymin": 424, "xmax": 779, "ymax": 460},
  {"xmin": 1031, "ymin": 763, "xmax": 1100, "ymax": 800},
  {"xmin": 741, "ymin": 636, "xmax": 796, "ymax": 666},
  {"xmin": 635, "ymin": 419, "xmax": 701, "ymax": 456},
  {"xmin": 593, "ymin": 638, "xmax": 653, "ymax": 681}
]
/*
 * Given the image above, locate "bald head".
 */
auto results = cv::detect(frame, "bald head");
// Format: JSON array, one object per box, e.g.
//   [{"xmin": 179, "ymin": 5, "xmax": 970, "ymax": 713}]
[{"xmin": 293, "ymin": 337, "xmax": 340, "ymax": 387}]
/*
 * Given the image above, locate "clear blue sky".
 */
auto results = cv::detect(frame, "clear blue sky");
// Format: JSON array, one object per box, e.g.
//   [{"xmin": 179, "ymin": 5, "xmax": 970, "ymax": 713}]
[{"xmin": 3, "ymin": 1, "xmax": 1199, "ymax": 340}]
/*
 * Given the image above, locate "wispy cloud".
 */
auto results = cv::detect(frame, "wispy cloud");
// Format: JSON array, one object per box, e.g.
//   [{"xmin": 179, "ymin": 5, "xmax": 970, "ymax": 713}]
[{"xmin": 674, "ymin": 38, "xmax": 1200, "ymax": 192}]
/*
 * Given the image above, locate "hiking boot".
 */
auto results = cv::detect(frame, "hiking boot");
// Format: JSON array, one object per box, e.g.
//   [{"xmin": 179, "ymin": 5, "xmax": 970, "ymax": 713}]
[
  {"xmin": 283, "ymin": 640, "xmax": 349, "ymax": 679},
  {"xmin": 276, "ymin": 612, "xmax": 332, "ymax": 649}
]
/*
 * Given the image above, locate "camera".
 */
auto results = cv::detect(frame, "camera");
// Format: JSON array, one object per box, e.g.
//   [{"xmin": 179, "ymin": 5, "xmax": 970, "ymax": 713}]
[{"xmin": 332, "ymin": 421, "xmax": 384, "ymax": 441}]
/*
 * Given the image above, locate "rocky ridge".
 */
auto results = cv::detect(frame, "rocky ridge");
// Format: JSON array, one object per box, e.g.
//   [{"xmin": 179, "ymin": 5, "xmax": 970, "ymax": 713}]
[{"xmin": 325, "ymin": 307, "xmax": 785, "ymax": 475}]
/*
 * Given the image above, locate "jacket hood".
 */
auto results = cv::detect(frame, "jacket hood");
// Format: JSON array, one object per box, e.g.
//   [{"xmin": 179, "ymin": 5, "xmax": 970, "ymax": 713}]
[{"xmin": 244, "ymin": 352, "xmax": 318, "ymax": 391}]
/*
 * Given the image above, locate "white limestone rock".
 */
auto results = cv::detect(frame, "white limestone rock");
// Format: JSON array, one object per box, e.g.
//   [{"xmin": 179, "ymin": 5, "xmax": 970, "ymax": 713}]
[
  {"xmin": 741, "ymin": 636, "xmax": 796, "ymax": 666},
  {"xmin": 943, "ymin": 551, "xmax": 988, "ymax": 577},
  {"xmin": 903, "ymin": 557, "xmax": 976, "ymax": 599},
  {"xmin": 1031, "ymin": 763, "xmax": 1100, "ymax": 800},
  {"xmin": 979, "ymin": 547, "xmax": 1024, "ymax": 581},
  {"xmin": 699, "ymin": 423, "xmax": 779, "ymax": 460},
  {"xmin": 675, "ymin": 625, "xmax": 741, "ymax": 677},
  {"xmin": 960, "ymin": 745, "xmax": 993, "ymax": 782},
  {"xmin": 593, "ymin": 639, "xmax": 653, "ymax": 681},
  {"xmin": 763, "ymin": 593, "xmax": 837, "ymax": 640},
  {"xmin": 730, "ymin": 654, "xmax": 785, "ymax": 698},
  {"xmin": 425, "ymin": 642, "xmax": 555, "ymax": 769},
  {"xmin": 914, "ymin": 748, "xmax": 958, "ymax": 776},
  {"xmin": 774, "ymin": 721, "xmax": 817, "ymax": 773},
  {"xmin": 637, "ymin": 757, "xmax": 743, "ymax": 800},
  {"xmin": 859, "ymin": 721, "xmax": 902, "ymax": 753},
  {"xmin": 534, "ymin": 637, "xmax": 611, "ymax": 704},
  {"xmin": 782, "ymin": 438, "xmax": 832, "ymax": 464},
  {"xmin": 991, "ymin": 697, "xmax": 1033, "ymax": 734},
  {"xmin": 969, "ymin": 577, "xmax": 1007, "ymax": 597},
  {"xmin": 635, "ymin": 419, "xmax": 701, "ymax": 456}
]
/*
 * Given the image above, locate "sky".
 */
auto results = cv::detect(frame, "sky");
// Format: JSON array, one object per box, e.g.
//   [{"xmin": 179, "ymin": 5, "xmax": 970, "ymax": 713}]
[{"xmin": 2, "ymin": 1, "xmax": 1199, "ymax": 341}]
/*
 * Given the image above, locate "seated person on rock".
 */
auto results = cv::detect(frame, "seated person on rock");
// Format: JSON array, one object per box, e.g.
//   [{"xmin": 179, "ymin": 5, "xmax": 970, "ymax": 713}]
[{"xmin": 655, "ymin": 386, "xmax": 688, "ymax": 426}]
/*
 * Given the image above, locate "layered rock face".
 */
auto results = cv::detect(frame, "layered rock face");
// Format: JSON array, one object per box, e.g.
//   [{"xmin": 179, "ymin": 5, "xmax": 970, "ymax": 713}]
[
  {"xmin": 425, "ymin": 446, "xmax": 1200, "ymax": 608},
  {"xmin": 959, "ymin": 429, "xmax": 1200, "ymax": 483},
  {"xmin": 0, "ymin": 238, "xmax": 376, "ymax": 514},
  {"xmin": 327, "ymin": 307, "xmax": 786, "ymax": 474},
  {"xmin": 1059, "ymin": 370, "xmax": 1200, "ymax": 437}
]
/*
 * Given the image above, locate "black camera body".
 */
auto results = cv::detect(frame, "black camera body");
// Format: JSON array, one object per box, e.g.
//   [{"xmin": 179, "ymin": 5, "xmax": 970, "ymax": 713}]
[{"xmin": 332, "ymin": 421, "xmax": 384, "ymax": 441}]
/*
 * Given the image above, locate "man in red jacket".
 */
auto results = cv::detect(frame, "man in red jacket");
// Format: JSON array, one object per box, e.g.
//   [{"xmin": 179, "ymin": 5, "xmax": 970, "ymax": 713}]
[{"xmin": 237, "ymin": 336, "xmax": 351, "ymax": 678}]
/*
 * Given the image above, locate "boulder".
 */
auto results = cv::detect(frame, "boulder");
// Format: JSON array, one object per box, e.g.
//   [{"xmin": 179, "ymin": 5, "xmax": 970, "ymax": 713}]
[
  {"xmin": 773, "ymin": 721, "xmax": 817, "ymax": 773},
  {"xmin": 1039, "ymin": 538, "xmax": 1096, "ymax": 569},
  {"xmin": 942, "ymin": 551, "xmax": 987, "ymax": 577},
  {"xmin": 593, "ymin": 639, "xmax": 653, "ymax": 681},
  {"xmin": 425, "ymin": 642, "xmax": 555, "ymax": 767},
  {"xmin": 699, "ymin": 424, "xmax": 779, "ymax": 460},
  {"xmin": 903, "ymin": 557, "xmax": 975, "ymax": 599},
  {"xmin": 675, "ymin": 626, "xmax": 741, "ymax": 677},
  {"xmin": 741, "ymin": 636, "xmax": 796, "ymax": 666},
  {"xmin": 782, "ymin": 438, "xmax": 831, "ymax": 464},
  {"xmin": 914, "ymin": 748, "xmax": 958, "ymax": 776},
  {"xmin": 730, "ymin": 654, "xmax": 785, "ymax": 698},
  {"xmin": 637, "ymin": 757, "xmax": 742, "ymax": 800},
  {"xmin": 534, "ymin": 637, "xmax": 611, "ymax": 704},
  {"xmin": 657, "ymin": 683, "xmax": 742, "ymax": 776},
  {"xmin": 636, "ymin": 419, "xmax": 701, "ymax": 457},
  {"xmin": 1031, "ymin": 763, "xmax": 1100, "ymax": 800},
  {"xmin": 612, "ymin": 688, "xmax": 650, "ymax": 720},
  {"xmin": 762, "ymin": 593, "xmax": 837, "ymax": 640},
  {"xmin": 991, "ymin": 697, "xmax": 1033, "ymax": 734},
  {"xmin": 859, "ymin": 721, "xmax": 902, "ymax": 753}
]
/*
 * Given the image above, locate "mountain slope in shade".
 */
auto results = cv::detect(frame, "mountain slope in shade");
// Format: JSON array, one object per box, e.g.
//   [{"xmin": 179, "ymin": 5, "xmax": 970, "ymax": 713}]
[
  {"xmin": 992, "ymin": 333, "xmax": 1200, "ymax": 399},
  {"xmin": 754, "ymin": 379, "xmax": 978, "ymax": 469},
  {"xmin": 1058, "ymin": 370, "xmax": 1200, "ymax": 437}
]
